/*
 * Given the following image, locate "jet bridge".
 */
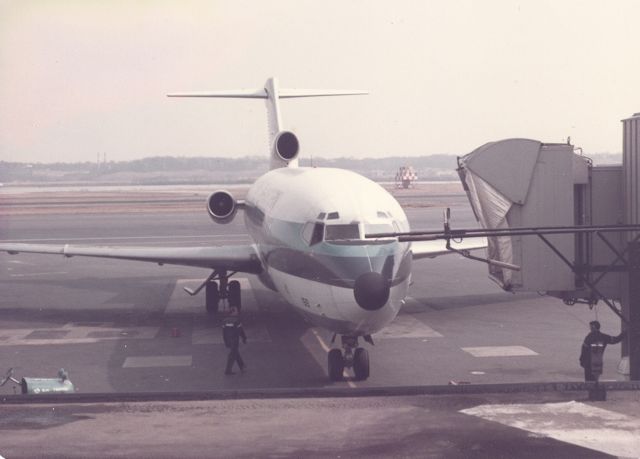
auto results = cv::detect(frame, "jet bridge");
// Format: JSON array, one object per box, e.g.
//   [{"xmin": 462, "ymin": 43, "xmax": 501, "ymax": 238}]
[
  {"xmin": 456, "ymin": 116, "xmax": 640, "ymax": 380},
  {"xmin": 457, "ymin": 139, "xmax": 591, "ymax": 294}
]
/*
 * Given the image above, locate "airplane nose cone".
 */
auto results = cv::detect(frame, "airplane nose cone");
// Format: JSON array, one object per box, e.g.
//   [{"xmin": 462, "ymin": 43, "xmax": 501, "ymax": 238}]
[{"xmin": 353, "ymin": 272, "xmax": 390, "ymax": 311}]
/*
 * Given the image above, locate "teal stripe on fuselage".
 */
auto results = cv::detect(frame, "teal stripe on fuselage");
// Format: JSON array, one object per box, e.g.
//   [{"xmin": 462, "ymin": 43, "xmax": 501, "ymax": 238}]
[
  {"xmin": 245, "ymin": 212, "xmax": 411, "ymax": 288},
  {"xmin": 248, "ymin": 213, "xmax": 403, "ymax": 257}
]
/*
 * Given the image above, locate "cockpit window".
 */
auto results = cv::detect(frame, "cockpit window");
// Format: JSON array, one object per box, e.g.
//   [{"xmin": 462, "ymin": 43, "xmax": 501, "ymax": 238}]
[
  {"xmin": 327, "ymin": 212, "xmax": 340, "ymax": 220},
  {"xmin": 325, "ymin": 224, "xmax": 360, "ymax": 241},
  {"xmin": 310, "ymin": 223, "xmax": 325, "ymax": 245},
  {"xmin": 317, "ymin": 212, "xmax": 326, "ymax": 220},
  {"xmin": 302, "ymin": 221, "xmax": 325, "ymax": 245}
]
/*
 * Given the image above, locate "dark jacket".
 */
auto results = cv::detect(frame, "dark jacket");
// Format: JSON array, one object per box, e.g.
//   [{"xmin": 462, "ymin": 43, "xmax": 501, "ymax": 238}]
[
  {"xmin": 579, "ymin": 330, "xmax": 623, "ymax": 369},
  {"xmin": 222, "ymin": 319, "xmax": 247, "ymax": 349}
]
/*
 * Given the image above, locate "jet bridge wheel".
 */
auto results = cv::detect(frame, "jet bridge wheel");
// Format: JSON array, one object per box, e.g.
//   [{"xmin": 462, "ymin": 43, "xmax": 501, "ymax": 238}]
[
  {"xmin": 228, "ymin": 280, "xmax": 241, "ymax": 311},
  {"xmin": 205, "ymin": 281, "xmax": 219, "ymax": 314},
  {"xmin": 353, "ymin": 347, "xmax": 370, "ymax": 381},
  {"xmin": 328, "ymin": 349, "xmax": 345, "ymax": 381}
]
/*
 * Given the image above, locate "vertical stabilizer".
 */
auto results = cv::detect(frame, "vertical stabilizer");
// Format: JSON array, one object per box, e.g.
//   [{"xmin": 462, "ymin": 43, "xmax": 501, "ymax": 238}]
[
  {"xmin": 265, "ymin": 77, "xmax": 282, "ymax": 143},
  {"xmin": 168, "ymin": 77, "xmax": 367, "ymax": 170}
]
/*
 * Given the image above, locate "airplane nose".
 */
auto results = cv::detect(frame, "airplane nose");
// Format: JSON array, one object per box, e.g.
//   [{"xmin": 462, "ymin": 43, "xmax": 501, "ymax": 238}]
[{"xmin": 353, "ymin": 272, "xmax": 390, "ymax": 311}]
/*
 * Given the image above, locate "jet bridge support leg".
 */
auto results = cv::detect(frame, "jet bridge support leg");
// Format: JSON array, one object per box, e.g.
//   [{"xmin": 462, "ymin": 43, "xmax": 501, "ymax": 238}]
[
  {"xmin": 625, "ymin": 242, "xmax": 640, "ymax": 380},
  {"xmin": 537, "ymin": 234, "xmax": 628, "ymax": 322}
]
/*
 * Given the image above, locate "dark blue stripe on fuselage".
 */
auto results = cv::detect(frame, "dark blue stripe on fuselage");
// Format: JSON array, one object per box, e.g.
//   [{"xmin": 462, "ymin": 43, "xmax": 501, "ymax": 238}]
[{"xmin": 265, "ymin": 247, "xmax": 412, "ymax": 288}]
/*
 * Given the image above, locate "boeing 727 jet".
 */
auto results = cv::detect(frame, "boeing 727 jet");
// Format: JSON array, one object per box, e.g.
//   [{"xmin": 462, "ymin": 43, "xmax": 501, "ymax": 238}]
[{"xmin": 0, "ymin": 78, "xmax": 485, "ymax": 381}]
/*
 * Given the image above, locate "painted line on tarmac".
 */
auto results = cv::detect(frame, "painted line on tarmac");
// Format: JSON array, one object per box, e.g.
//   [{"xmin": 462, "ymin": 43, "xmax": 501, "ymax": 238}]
[
  {"xmin": 461, "ymin": 401, "xmax": 640, "ymax": 458},
  {"xmin": 311, "ymin": 329, "xmax": 331, "ymax": 353},
  {"xmin": 0, "ymin": 324, "xmax": 159, "ymax": 346},
  {"xmin": 462, "ymin": 346, "xmax": 538, "ymax": 357},
  {"xmin": 10, "ymin": 271, "xmax": 68, "ymax": 278},
  {"xmin": 123, "ymin": 355, "xmax": 193, "ymax": 368},
  {"xmin": 1, "ymin": 338, "xmax": 101, "ymax": 345}
]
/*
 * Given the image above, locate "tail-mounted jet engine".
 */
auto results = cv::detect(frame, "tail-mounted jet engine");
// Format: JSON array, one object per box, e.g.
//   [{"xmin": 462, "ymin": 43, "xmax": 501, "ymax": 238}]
[
  {"xmin": 273, "ymin": 131, "xmax": 300, "ymax": 162},
  {"xmin": 207, "ymin": 190, "xmax": 238, "ymax": 224}
]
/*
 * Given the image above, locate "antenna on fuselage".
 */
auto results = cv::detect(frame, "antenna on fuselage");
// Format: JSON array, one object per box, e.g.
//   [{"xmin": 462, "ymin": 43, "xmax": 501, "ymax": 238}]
[{"xmin": 168, "ymin": 77, "xmax": 368, "ymax": 170}]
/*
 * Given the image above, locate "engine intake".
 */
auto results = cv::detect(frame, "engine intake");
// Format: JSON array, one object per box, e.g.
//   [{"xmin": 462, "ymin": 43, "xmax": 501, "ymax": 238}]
[
  {"xmin": 207, "ymin": 190, "xmax": 237, "ymax": 224},
  {"xmin": 273, "ymin": 131, "xmax": 300, "ymax": 162}
]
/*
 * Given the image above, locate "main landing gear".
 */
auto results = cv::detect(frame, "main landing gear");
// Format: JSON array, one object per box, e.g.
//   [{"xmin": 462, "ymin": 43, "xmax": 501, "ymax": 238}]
[
  {"xmin": 328, "ymin": 335, "xmax": 372, "ymax": 381},
  {"xmin": 183, "ymin": 270, "xmax": 241, "ymax": 315}
]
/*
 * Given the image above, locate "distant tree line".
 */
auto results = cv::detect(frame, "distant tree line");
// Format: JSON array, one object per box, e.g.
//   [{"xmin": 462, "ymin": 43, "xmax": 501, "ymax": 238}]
[{"xmin": 0, "ymin": 152, "xmax": 621, "ymax": 184}]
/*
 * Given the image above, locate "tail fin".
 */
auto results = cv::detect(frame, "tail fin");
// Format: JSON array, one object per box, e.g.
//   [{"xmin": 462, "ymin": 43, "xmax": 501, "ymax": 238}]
[{"xmin": 168, "ymin": 77, "xmax": 367, "ymax": 170}]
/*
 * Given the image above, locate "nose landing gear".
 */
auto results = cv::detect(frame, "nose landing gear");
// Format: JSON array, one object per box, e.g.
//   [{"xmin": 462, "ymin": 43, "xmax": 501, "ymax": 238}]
[
  {"xmin": 184, "ymin": 270, "xmax": 241, "ymax": 315},
  {"xmin": 328, "ymin": 335, "xmax": 371, "ymax": 381}
]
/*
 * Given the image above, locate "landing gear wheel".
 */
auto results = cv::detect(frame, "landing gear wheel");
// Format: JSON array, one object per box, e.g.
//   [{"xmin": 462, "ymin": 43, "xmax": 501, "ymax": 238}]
[
  {"xmin": 328, "ymin": 349, "xmax": 345, "ymax": 381},
  {"xmin": 205, "ymin": 281, "xmax": 219, "ymax": 314},
  {"xmin": 228, "ymin": 280, "xmax": 241, "ymax": 311},
  {"xmin": 353, "ymin": 347, "xmax": 370, "ymax": 381}
]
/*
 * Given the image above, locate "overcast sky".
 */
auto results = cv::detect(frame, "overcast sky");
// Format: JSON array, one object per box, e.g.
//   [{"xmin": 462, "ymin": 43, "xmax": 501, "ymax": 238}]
[{"xmin": 1, "ymin": 1, "xmax": 638, "ymax": 163}]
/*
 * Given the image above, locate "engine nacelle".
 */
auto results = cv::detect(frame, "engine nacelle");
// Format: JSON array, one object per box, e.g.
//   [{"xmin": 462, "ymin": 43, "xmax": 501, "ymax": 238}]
[
  {"xmin": 206, "ymin": 190, "xmax": 237, "ymax": 224},
  {"xmin": 273, "ymin": 131, "xmax": 300, "ymax": 163}
]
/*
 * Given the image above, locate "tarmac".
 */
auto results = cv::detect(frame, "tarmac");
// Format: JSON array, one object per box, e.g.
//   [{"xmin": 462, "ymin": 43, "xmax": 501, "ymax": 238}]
[
  {"xmin": 1, "ymin": 388, "xmax": 639, "ymax": 458},
  {"xmin": 1, "ymin": 184, "xmax": 638, "ymax": 458}
]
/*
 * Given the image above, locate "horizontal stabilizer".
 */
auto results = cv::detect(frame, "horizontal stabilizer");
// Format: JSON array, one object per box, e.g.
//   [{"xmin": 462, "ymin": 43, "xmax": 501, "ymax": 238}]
[
  {"xmin": 168, "ymin": 77, "xmax": 368, "ymax": 171},
  {"xmin": 167, "ymin": 89, "xmax": 368, "ymax": 99},
  {"xmin": 167, "ymin": 89, "xmax": 268, "ymax": 99},
  {"xmin": 279, "ymin": 89, "xmax": 368, "ymax": 98}
]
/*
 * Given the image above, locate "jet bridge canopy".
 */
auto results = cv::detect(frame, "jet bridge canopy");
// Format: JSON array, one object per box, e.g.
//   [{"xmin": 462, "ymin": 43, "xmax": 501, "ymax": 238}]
[{"xmin": 457, "ymin": 139, "xmax": 591, "ymax": 293}]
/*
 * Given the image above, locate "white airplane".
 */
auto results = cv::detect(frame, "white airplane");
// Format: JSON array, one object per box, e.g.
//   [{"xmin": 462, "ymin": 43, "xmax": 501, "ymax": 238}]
[{"xmin": 0, "ymin": 78, "xmax": 485, "ymax": 381}]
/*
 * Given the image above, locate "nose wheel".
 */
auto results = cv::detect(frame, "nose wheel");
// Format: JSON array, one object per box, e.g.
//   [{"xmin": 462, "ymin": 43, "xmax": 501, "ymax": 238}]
[
  {"xmin": 328, "ymin": 349, "xmax": 344, "ymax": 381},
  {"xmin": 328, "ymin": 335, "xmax": 371, "ymax": 381}
]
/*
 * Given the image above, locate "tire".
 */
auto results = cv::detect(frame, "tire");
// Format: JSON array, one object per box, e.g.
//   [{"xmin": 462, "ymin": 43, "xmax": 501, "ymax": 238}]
[
  {"xmin": 205, "ymin": 281, "xmax": 219, "ymax": 314},
  {"xmin": 353, "ymin": 347, "xmax": 370, "ymax": 381},
  {"xmin": 228, "ymin": 280, "xmax": 241, "ymax": 311},
  {"xmin": 328, "ymin": 349, "xmax": 344, "ymax": 381}
]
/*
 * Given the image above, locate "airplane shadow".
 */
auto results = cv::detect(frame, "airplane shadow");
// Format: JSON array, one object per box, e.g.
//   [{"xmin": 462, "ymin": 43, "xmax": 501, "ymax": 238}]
[{"xmin": 402, "ymin": 292, "xmax": 539, "ymax": 313}]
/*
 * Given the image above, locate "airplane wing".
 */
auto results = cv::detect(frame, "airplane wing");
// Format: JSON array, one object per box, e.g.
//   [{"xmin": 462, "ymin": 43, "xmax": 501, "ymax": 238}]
[
  {"xmin": 410, "ymin": 237, "xmax": 487, "ymax": 260},
  {"xmin": 0, "ymin": 243, "xmax": 263, "ymax": 273}
]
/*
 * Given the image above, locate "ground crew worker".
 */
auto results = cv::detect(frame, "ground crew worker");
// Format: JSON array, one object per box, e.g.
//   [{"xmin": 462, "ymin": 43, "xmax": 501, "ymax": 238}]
[
  {"xmin": 579, "ymin": 320, "xmax": 624, "ymax": 381},
  {"xmin": 223, "ymin": 307, "xmax": 247, "ymax": 375}
]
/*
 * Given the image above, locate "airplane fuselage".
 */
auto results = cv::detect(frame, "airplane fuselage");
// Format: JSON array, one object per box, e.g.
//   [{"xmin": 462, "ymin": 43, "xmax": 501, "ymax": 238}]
[{"xmin": 244, "ymin": 167, "xmax": 412, "ymax": 336}]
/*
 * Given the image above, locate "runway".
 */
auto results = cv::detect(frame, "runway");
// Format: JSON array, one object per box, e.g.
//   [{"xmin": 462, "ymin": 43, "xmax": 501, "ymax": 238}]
[{"xmin": 0, "ymin": 184, "xmax": 626, "ymax": 395}]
